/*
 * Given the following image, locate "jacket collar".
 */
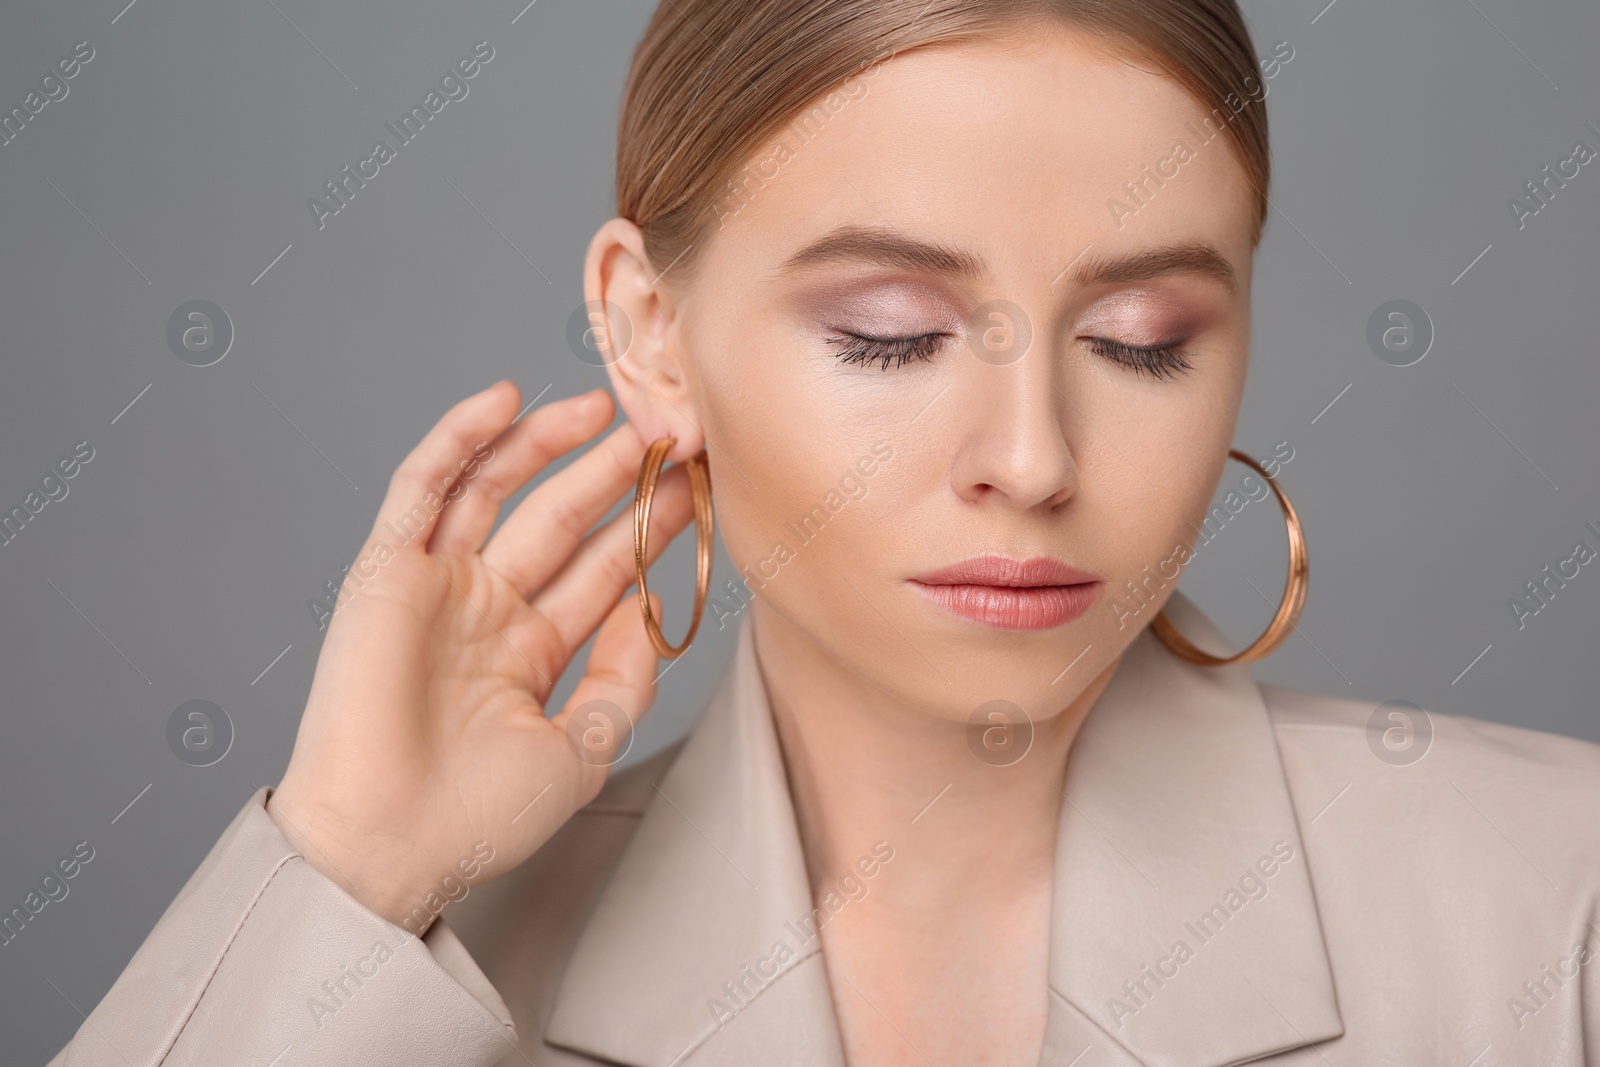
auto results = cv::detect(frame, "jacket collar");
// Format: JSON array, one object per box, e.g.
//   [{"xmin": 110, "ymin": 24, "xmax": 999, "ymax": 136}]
[{"xmin": 542, "ymin": 590, "xmax": 1342, "ymax": 1067}]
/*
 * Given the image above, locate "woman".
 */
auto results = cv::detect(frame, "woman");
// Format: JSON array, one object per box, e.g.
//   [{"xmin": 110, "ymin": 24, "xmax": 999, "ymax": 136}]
[{"xmin": 51, "ymin": 1, "xmax": 1600, "ymax": 1065}]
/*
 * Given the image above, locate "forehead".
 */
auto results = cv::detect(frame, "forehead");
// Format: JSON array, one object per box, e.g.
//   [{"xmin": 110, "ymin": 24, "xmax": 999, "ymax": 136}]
[{"xmin": 700, "ymin": 24, "xmax": 1257, "ymax": 288}]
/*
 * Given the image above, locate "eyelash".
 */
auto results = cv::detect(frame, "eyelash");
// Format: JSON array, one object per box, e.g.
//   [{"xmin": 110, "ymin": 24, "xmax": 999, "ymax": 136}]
[
  {"xmin": 825, "ymin": 331, "xmax": 948, "ymax": 370},
  {"xmin": 824, "ymin": 330, "xmax": 1195, "ymax": 380},
  {"xmin": 1085, "ymin": 337, "xmax": 1194, "ymax": 381}
]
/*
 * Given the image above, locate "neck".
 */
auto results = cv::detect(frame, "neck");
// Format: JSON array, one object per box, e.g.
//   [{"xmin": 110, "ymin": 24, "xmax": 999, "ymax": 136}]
[{"xmin": 750, "ymin": 601, "xmax": 1120, "ymax": 916}]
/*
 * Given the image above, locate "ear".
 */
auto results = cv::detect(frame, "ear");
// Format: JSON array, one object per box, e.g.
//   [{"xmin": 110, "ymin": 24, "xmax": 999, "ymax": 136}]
[{"xmin": 583, "ymin": 217, "xmax": 705, "ymax": 462}]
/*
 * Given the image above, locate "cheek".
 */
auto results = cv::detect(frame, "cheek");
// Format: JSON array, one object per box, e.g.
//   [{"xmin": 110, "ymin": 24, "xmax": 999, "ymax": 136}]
[
  {"xmin": 691, "ymin": 325, "xmax": 914, "ymax": 632},
  {"xmin": 1092, "ymin": 374, "xmax": 1241, "ymax": 591},
  {"xmin": 704, "ymin": 406, "xmax": 898, "ymax": 582}
]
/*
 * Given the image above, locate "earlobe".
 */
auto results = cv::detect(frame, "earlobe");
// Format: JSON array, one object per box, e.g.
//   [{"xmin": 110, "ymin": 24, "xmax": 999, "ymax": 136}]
[{"xmin": 583, "ymin": 218, "xmax": 705, "ymax": 462}]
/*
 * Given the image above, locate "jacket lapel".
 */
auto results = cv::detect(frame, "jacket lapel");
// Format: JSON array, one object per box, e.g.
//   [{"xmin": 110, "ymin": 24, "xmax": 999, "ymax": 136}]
[
  {"xmin": 1043, "ymin": 590, "xmax": 1343, "ymax": 1066},
  {"xmin": 542, "ymin": 617, "xmax": 847, "ymax": 1067},
  {"xmin": 543, "ymin": 590, "xmax": 1342, "ymax": 1067}
]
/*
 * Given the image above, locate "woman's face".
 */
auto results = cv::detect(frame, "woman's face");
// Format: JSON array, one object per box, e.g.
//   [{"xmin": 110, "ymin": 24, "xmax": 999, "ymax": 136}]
[{"xmin": 596, "ymin": 23, "xmax": 1258, "ymax": 723}]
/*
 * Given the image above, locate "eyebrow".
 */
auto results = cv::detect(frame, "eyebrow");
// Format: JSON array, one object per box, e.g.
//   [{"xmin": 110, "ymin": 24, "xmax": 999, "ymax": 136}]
[
  {"xmin": 775, "ymin": 225, "xmax": 1237, "ymax": 295},
  {"xmin": 1068, "ymin": 243, "xmax": 1237, "ymax": 295}
]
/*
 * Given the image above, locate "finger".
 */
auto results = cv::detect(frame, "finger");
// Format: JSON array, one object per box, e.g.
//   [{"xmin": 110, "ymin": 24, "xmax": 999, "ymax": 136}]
[
  {"xmin": 550, "ymin": 591, "xmax": 664, "ymax": 787},
  {"xmin": 531, "ymin": 460, "xmax": 698, "ymax": 665},
  {"xmin": 429, "ymin": 388, "xmax": 617, "ymax": 557},
  {"xmin": 479, "ymin": 422, "xmax": 648, "ymax": 599},
  {"xmin": 368, "ymin": 380, "xmax": 523, "ymax": 553}
]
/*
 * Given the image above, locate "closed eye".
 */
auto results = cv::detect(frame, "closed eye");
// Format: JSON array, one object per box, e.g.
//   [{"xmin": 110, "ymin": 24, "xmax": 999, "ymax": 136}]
[
  {"xmin": 1085, "ymin": 337, "xmax": 1193, "ymax": 380},
  {"xmin": 826, "ymin": 331, "xmax": 949, "ymax": 370}
]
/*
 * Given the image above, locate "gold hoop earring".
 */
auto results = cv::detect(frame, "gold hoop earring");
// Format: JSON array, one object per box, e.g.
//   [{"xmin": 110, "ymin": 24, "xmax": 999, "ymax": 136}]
[
  {"xmin": 633, "ymin": 437, "xmax": 714, "ymax": 659},
  {"xmin": 1151, "ymin": 448, "xmax": 1308, "ymax": 667}
]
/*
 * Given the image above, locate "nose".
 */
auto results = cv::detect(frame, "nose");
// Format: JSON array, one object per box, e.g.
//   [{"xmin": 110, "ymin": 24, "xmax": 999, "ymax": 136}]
[{"xmin": 949, "ymin": 335, "xmax": 1079, "ymax": 511}]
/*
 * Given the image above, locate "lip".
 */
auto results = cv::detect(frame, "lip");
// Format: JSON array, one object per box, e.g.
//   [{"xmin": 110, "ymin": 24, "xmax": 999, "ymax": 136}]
[{"xmin": 908, "ymin": 554, "xmax": 1102, "ymax": 631}]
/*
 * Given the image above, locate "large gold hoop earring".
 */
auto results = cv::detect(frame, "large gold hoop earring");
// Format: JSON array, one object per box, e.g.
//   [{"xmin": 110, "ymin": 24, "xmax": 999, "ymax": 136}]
[
  {"xmin": 633, "ymin": 437, "xmax": 714, "ymax": 659},
  {"xmin": 1151, "ymin": 448, "xmax": 1308, "ymax": 667}
]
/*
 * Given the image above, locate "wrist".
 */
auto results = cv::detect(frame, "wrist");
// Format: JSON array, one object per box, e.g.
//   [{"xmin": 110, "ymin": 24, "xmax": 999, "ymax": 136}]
[{"xmin": 265, "ymin": 787, "xmax": 435, "ymax": 929}]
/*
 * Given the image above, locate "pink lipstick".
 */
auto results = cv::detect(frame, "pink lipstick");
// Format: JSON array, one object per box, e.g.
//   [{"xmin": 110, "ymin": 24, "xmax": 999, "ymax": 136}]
[{"xmin": 908, "ymin": 555, "xmax": 1101, "ymax": 630}]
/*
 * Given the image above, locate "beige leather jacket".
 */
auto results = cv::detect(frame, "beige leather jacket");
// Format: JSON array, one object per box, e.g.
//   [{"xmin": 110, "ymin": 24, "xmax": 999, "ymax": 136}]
[{"xmin": 48, "ymin": 590, "xmax": 1600, "ymax": 1066}]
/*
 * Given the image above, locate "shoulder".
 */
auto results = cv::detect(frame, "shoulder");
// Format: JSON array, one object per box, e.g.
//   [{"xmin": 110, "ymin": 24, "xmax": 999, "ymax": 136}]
[
  {"xmin": 1260, "ymin": 680, "xmax": 1600, "ymax": 790},
  {"xmin": 1259, "ymin": 680, "xmax": 1600, "ymax": 922},
  {"xmin": 1256, "ymin": 682, "xmax": 1600, "ymax": 1045}
]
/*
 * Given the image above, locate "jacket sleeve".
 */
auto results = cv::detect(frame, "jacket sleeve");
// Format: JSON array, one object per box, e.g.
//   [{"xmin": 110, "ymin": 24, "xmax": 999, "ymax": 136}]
[{"xmin": 46, "ymin": 787, "xmax": 518, "ymax": 1067}]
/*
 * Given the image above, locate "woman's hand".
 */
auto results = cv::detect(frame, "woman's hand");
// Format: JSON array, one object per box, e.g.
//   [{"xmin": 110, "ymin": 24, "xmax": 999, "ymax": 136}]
[{"xmin": 266, "ymin": 380, "xmax": 694, "ymax": 930}]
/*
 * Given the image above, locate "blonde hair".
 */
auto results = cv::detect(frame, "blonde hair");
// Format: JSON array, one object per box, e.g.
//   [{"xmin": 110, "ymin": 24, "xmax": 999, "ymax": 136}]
[{"xmin": 617, "ymin": 0, "xmax": 1272, "ymax": 284}]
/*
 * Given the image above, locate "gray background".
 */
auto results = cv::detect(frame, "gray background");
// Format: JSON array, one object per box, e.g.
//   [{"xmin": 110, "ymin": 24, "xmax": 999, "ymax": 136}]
[{"xmin": 2, "ymin": 0, "xmax": 1596, "ymax": 1060}]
